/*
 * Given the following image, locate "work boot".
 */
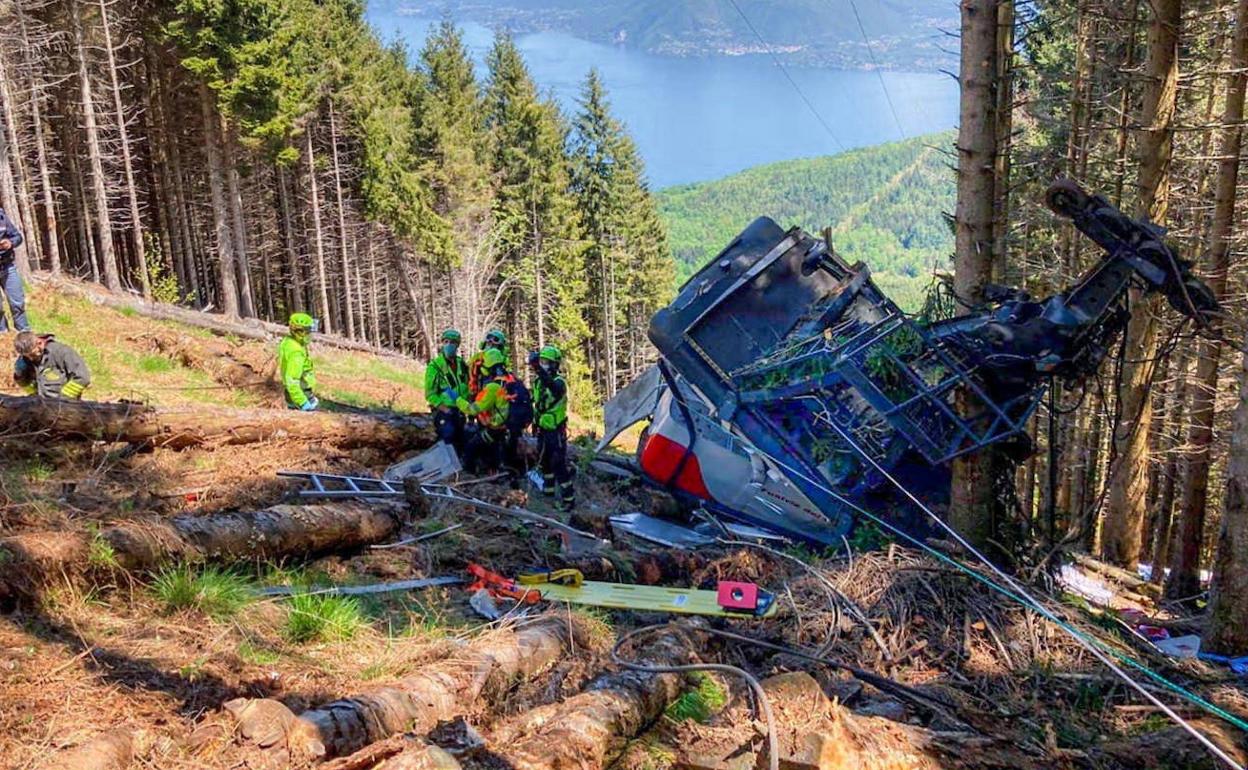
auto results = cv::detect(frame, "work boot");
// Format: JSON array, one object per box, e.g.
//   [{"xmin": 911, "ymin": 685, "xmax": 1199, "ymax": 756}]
[{"xmin": 555, "ymin": 484, "xmax": 575, "ymax": 512}]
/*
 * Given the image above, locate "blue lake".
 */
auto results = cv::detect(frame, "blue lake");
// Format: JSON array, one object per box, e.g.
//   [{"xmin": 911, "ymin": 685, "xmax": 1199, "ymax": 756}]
[{"xmin": 366, "ymin": 8, "xmax": 960, "ymax": 188}]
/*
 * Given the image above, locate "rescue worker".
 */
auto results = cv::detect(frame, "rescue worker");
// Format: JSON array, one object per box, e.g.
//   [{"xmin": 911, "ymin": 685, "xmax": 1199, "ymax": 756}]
[
  {"xmin": 456, "ymin": 348, "xmax": 526, "ymax": 483},
  {"xmin": 279, "ymin": 312, "xmax": 319, "ymax": 411},
  {"xmin": 468, "ymin": 329, "xmax": 507, "ymax": 398},
  {"xmin": 13, "ymin": 331, "xmax": 90, "ymax": 399},
  {"xmin": 0, "ymin": 207, "xmax": 27, "ymax": 332},
  {"xmin": 530, "ymin": 345, "xmax": 574, "ymax": 511},
  {"xmin": 425, "ymin": 328, "xmax": 470, "ymax": 453}
]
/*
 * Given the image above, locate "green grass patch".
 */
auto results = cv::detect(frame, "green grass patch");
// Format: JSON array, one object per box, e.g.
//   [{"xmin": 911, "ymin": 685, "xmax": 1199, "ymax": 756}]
[
  {"xmin": 118, "ymin": 306, "xmax": 138, "ymax": 318},
  {"xmin": 151, "ymin": 565, "xmax": 253, "ymax": 619},
  {"xmin": 23, "ymin": 457, "xmax": 54, "ymax": 482},
  {"xmin": 137, "ymin": 354, "xmax": 175, "ymax": 373},
  {"xmin": 237, "ymin": 639, "xmax": 282, "ymax": 666},
  {"xmin": 664, "ymin": 671, "xmax": 728, "ymax": 723},
  {"xmin": 86, "ymin": 532, "xmax": 118, "ymax": 569},
  {"xmin": 284, "ymin": 593, "xmax": 366, "ymax": 643}
]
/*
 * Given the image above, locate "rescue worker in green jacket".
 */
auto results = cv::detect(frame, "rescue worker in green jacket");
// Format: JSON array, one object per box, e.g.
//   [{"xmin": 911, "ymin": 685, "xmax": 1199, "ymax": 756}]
[
  {"xmin": 529, "ymin": 344, "xmax": 574, "ymax": 510},
  {"xmin": 13, "ymin": 331, "xmax": 91, "ymax": 399},
  {"xmin": 456, "ymin": 348, "xmax": 525, "ymax": 481},
  {"xmin": 425, "ymin": 328, "xmax": 470, "ymax": 453},
  {"xmin": 468, "ymin": 329, "xmax": 507, "ymax": 399},
  {"xmin": 279, "ymin": 312, "xmax": 319, "ymax": 411}
]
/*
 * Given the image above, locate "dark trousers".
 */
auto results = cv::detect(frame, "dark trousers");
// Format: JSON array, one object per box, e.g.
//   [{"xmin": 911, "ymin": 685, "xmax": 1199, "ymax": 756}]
[
  {"xmin": 537, "ymin": 424, "xmax": 574, "ymax": 506},
  {"xmin": 464, "ymin": 426, "xmax": 505, "ymax": 474},
  {"xmin": 464, "ymin": 425, "xmax": 523, "ymax": 487},
  {"xmin": 434, "ymin": 408, "xmax": 467, "ymax": 454}
]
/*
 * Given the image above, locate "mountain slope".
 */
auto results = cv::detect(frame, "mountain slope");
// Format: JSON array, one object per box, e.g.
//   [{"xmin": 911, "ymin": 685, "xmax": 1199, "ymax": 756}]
[{"xmin": 656, "ymin": 132, "xmax": 955, "ymax": 307}]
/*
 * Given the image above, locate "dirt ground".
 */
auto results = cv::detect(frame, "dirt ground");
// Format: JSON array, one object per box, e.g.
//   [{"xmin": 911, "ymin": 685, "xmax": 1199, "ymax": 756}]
[{"xmin": 2, "ymin": 288, "xmax": 1248, "ymax": 769}]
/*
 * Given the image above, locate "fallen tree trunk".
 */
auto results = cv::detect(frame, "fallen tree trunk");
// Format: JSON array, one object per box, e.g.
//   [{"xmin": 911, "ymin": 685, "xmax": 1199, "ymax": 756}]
[
  {"xmin": 363, "ymin": 628, "xmax": 694, "ymax": 770},
  {"xmin": 139, "ymin": 329, "xmax": 270, "ymax": 391},
  {"xmin": 0, "ymin": 502, "xmax": 400, "ymax": 603},
  {"xmin": 0, "ymin": 395, "xmax": 433, "ymax": 450},
  {"xmin": 32, "ymin": 271, "xmax": 404, "ymax": 358},
  {"xmin": 228, "ymin": 614, "xmax": 597, "ymax": 761}
]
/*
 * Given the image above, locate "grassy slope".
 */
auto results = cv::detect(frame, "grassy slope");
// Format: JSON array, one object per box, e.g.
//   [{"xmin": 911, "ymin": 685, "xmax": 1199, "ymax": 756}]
[
  {"xmin": 8, "ymin": 282, "xmax": 601, "ymax": 435},
  {"xmin": 10, "ymin": 284, "xmax": 429, "ymax": 412},
  {"xmin": 656, "ymin": 132, "xmax": 954, "ymax": 310}
]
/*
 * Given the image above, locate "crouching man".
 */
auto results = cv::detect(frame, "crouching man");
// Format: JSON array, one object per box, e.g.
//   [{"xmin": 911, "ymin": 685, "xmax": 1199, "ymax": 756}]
[
  {"xmin": 14, "ymin": 331, "xmax": 91, "ymax": 399},
  {"xmin": 279, "ymin": 313, "xmax": 319, "ymax": 411}
]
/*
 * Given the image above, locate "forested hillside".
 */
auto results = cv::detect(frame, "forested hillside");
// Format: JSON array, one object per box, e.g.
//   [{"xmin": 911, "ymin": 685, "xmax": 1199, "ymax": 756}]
[
  {"xmin": 0, "ymin": 1, "xmax": 672, "ymax": 407},
  {"xmin": 381, "ymin": 0, "xmax": 957, "ymax": 70},
  {"xmin": 658, "ymin": 133, "xmax": 953, "ymax": 306}
]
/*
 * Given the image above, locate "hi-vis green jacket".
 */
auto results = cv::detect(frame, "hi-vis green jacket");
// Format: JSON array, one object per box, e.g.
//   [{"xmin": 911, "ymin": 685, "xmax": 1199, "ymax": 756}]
[
  {"xmin": 533, "ymin": 369, "xmax": 567, "ymax": 431},
  {"xmin": 424, "ymin": 354, "xmax": 469, "ymax": 410},
  {"xmin": 278, "ymin": 334, "xmax": 317, "ymax": 407}
]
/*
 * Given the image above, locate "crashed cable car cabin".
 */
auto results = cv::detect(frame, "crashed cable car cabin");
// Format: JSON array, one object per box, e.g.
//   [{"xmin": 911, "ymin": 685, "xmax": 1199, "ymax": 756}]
[{"xmin": 605, "ymin": 180, "xmax": 1220, "ymax": 547}]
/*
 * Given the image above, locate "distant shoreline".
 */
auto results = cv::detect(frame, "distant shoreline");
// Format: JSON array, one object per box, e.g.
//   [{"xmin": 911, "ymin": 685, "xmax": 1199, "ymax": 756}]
[{"xmin": 383, "ymin": 2, "xmax": 958, "ymax": 74}]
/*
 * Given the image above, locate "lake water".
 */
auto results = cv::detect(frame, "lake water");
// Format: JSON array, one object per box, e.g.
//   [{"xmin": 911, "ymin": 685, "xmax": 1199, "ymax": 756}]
[{"xmin": 366, "ymin": 8, "xmax": 960, "ymax": 188}]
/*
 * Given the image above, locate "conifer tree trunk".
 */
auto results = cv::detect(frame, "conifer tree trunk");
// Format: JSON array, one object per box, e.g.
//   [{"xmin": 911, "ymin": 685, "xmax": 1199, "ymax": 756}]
[
  {"xmin": 0, "ymin": 59, "xmax": 26, "ymax": 275},
  {"xmin": 949, "ymin": 0, "xmax": 1002, "ymax": 548},
  {"xmin": 1150, "ymin": 350, "xmax": 1190, "ymax": 581},
  {"xmin": 199, "ymin": 84, "xmax": 240, "ymax": 316},
  {"xmin": 276, "ymin": 163, "xmax": 305, "ymax": 314},
  {"xmin": 141, "ymin": 47, "xmax": 176, "ymax": 290},
  {"xmin": 1168, "ymin": 0, "xmax": 1245, "ymax": 601},
  {"xmin": 160, "ymin": 60, "xmax": 199, "ymax": 304},
  {"xmin": 1101, "ymin": 0, "xmax": 1181, "ymax": 569},
  {"xmin": 368, "ymin": 235, "xmax": 381, "ymax": 346},
  {"xmin": 97, "ymin": 0, "xmax": 150, "ymax": 297},
  {"xmin": 223, "ymin": 124, "xmax": 255, "ymax": 317},
  {"xmin": 71, "ymin": 0, "xmax": 121, "ymax": 290},
  {"xmin": 0, "ymin": 55, "xmax": 35, "ymax": 274},
  {"xmin": 306, "ymin": 127, "xmax": 333, "ymax": 333},
  {"xmin": 328, "ymin": 100, "xmax": 355, "ymax": 339},
  {"xmin": 19, "ymin": 4, "xmax": 60, "ymax": 274}
]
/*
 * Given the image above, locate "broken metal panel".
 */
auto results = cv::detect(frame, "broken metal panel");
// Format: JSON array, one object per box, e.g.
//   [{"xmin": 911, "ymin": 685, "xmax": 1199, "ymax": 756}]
[
  {"xmin": 597, "ymin": 364, "xmax": 663, "ymax": 453},
  {"xmin": 609, "ymin": 512, "xmax": 715, "ymax": 549},
  {"xmin": 384, "ymin": 442, "xmax": 462, "ymax": 482}
]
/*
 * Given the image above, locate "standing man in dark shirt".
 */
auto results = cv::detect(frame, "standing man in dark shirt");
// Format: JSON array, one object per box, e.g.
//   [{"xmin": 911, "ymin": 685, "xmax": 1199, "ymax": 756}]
[{"xmin": 0, "ymin": 208, "xmax": 27, "ymax": 332}]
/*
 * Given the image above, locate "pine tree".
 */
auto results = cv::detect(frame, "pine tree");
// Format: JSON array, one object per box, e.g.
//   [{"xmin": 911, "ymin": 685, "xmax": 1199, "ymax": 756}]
[
  {"xmin": 416, "ymin": 20, "xmax": 493, "ymax": 340},
  {"xmin": 571, "ymin": 69, "xmax": 674, "ymax": 400},
  {"xmin": 486, "ymin": 33, "xmax": 591, "ymax": 401}
]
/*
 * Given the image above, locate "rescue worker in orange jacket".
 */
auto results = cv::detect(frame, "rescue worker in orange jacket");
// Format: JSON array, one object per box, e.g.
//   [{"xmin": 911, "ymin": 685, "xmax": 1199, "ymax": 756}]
[
  {"xmin": 467, "ymin": 329, "xmax": 507, "ymax": 399},
  {"xmin": 456, "ymin": 347, "xmax": 531, "ymax": 485}
]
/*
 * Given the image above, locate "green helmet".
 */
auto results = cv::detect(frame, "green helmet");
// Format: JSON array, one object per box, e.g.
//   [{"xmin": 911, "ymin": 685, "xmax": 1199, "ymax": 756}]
[
  {"xmin": 289, "ymin": 312, "xmax": 315, "ymax": 331},
  {"xmin": 441, "ymin": 328, "xmax": 462, "ymax": 344},
  {"xmin": 539, "ymin": 345, "xmax": 562, "ymax": 363},
  {"xmin": 482, "ymin": 348, "xmax": 507, "ymax": 370},
  {"xmin": 484, "ymin": 329, "xmax": 507, "ymax": 349}
]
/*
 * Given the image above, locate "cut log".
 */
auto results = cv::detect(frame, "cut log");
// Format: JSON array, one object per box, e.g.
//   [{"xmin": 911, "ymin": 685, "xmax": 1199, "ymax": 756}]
[
  {"xmin": 0, "ymin": 395, "xmax": 433, "ymax": 450},
  {"xmin": 0, "ymin": 502, "xmax": 400, "ymax": 603},
  {"xmin": 40, "ymin": 729, "xmax": 135, "ymax": 770},
  {"xmin": 228, "ymin": 614, "xmax": 597, "ymax": 761},
  {"xmin": 677, "ymin": 671, "xmax": 1044, "ymax": 770},
  {"xmin": 369, "ymin": 628, "xmax": 695, "ymax": 770},
  {"xmin": 31, "ymin": 271, "xmax": 406, "ymax": 359}
]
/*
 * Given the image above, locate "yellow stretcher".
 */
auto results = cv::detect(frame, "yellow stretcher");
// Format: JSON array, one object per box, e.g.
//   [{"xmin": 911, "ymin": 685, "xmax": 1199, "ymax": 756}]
[{"xmin": 517, "ymin": 569, "xmax": 777, "ymax": 618}]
